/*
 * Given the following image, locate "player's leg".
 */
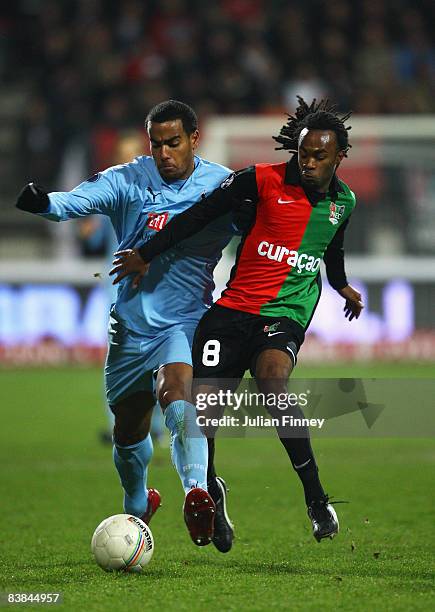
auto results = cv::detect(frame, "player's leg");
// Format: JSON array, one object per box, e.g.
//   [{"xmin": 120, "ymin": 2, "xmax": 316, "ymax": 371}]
[
  {"xmin": 192, "ymin": 380, "xmax": 233, "ymax": 530},
  {"xmin": 105, "ymin": 325, "xmax": 161, "ymax": 524},
  {"xmin": 110, "ymin": 395, "xmax": 158, "ymax": 524},
  {"xmin": 191, "ymin": 305, "xmax": 247, "ymax": 552},
  {"xmin": 153, "ymin": 327, "xmax": 216, "ymax": 546},
  {"xmin": 156, "ymin": 363, "xmax": 218, "ymax": 546},
  {"xmin": 193, "ymin": 379, "xmax": 238, "ymax": 553},
  {"xmin": 192, "ymin": 305, "xmax": 246, "ymax": 484},
  {"xmin": 254, "ymin": 349, "xmax": 326, "ymax": 501},
  {"xmin": 254, "ymin": 347, "xmax": 338, "ymax": 540},
  {"xmin": 111, "ymin": 390, "xmax": 159, "ymax": 521},
  {"xmin": 193, "ymin": 381, "xmax": 233, "ymax": 486},
  {"xmin": 191, "ymin": 379, "xmax": 235, "ymax": 553},
  {"xmin": 155, "ymin": 362, "xmax": 210, "ymax": 493}
]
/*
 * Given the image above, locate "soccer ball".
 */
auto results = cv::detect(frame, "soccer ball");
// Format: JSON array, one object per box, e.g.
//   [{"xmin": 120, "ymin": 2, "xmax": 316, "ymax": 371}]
[{"xmin": 91, "ymin": 514, "xmax": 154, "ymax": 572}]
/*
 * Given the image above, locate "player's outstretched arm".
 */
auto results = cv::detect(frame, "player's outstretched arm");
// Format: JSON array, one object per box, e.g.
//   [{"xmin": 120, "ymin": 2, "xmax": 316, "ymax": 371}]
[
  {"xmin": 109, "ymin": 168, "xmax": 258, "ymax": 286},
  {"xmin": 137, "ymin": 167, "xmax": 258, "ymax": 264},
  {"xmin": 15, "ymin": 169, "xmax": 121, "ymax": 222}
]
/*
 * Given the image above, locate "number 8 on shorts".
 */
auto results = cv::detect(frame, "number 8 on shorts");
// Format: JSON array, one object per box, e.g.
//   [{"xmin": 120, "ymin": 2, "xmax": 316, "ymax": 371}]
[{"xmin": 202, "ymin": 340, "xmax": 221, "ymax": 366}]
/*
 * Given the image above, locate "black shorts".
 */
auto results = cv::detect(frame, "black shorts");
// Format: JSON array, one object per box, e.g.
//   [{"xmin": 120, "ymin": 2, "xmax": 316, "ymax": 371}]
[{"xmin": 192, "ymin": 303, "xmax": 304, "ymax": 380}]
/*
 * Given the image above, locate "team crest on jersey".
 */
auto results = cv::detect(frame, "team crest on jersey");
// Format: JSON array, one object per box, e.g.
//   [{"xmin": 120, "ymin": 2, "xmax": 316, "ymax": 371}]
[
  {"xmin": 147, "ymin": 212, "xmax": 169, "ymax": 231},
  {"xmin": 329, "ymin": 202, "xmax": 345, "ymax": 225},
  {"xmin": 263, "ymin": 322, "xmax": 280, "ymax": 333}
]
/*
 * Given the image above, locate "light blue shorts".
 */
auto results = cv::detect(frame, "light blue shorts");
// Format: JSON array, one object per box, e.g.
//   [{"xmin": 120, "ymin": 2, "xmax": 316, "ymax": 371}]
[{"xmin": 104, "ymin": 317, "xmax": 197, "ymax": 406}]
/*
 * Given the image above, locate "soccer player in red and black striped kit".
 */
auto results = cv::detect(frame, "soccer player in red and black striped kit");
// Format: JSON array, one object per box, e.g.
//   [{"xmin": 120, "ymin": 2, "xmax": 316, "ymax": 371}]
[{"xmin": 111, "ymin": 98, "xmax": 364, "ymax": 551}]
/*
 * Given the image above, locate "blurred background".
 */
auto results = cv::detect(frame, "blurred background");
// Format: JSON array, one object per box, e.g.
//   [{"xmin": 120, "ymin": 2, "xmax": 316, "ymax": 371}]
[{"xmin": 0, "ymin": 0, "xmax": 434, "ymax": 366}]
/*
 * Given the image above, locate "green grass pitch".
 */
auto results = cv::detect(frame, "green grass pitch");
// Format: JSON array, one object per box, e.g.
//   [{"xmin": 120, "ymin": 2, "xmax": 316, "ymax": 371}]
[{"xmin": 1, "ymin": 364, "xmax": 434, "ymax": 611}]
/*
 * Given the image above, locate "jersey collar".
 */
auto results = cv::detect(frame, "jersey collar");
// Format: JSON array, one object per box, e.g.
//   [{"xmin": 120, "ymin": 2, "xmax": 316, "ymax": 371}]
[{"xmin": 284, "ymin": 154, "xmax": 343, "ymax": 205}]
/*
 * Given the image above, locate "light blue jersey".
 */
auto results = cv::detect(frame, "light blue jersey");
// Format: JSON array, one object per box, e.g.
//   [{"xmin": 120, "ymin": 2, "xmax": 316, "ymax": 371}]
[
  {"xmin": 41, "ymin": 155, "xmax": 234, "ymax": 403},
  {"xmin": 43, "ymin": 155, "xmax": 234, "ymax": 334}
]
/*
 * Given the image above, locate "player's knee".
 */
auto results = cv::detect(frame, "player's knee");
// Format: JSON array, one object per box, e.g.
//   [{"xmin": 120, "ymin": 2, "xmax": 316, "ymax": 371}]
[
  {"xmin": 114, "ymin": 426, "xmax": 148, "ymax": 447},
  {"xmin": 113, "ymin": 416, "xmax": 150, "ymax": 446},
  {"xmin": 158, "ymin": 385, "xmax": 191, "ymax": 409},
  {"xmin": 255, "ymin": 353, "xmax": 292, "ymax": 384},
  {"xmin": 155, "ymin": 363, "xmax": 193, "ymax": 409},
  {"xmin": 257, "ymin": 361, "xmax": 290, "ymax": 379},
  {"xmin": 256, "ymin": 375, "xmax": 288, "ymax": 396}
]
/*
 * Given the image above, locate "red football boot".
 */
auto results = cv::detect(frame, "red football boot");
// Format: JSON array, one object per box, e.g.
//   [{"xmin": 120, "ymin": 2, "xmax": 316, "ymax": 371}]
[
  {"xmin": 140, "ymin": 488, "xmax": 162, "ymax": 525},
  {"xmin": 183, "ymin": 487, "xmax": 216, "ymax": 546}
]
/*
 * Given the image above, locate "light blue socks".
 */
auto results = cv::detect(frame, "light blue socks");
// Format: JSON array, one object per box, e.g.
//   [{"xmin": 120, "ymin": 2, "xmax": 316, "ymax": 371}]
[
  {"xmin": 164, "ymin": 400, "xmax": 208, "ymax": 493},
  {"xmin": 113, "ymin": 434, "xmax": 153, "ymax": 517}
]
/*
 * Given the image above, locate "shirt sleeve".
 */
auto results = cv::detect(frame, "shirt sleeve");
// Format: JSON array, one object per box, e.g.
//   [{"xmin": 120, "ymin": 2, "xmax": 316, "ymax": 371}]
[
  {"xmin": 138, "ymin": 166, "xmax": 258, "ymax": 262},
  {"xmin": 323, "ymin": 218, "xmax": 350, "ymax": 290},
  {"xmin": 39, "ymin": 169, "xmax": 121, "ymax": 222}
]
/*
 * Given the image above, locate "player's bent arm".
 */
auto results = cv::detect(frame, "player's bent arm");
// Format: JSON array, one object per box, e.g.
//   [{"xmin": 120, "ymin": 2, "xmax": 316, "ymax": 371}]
[
  {"xmin": 323, "ymin": 218, "xmax": 349, "ymax": 291},
  {"xmin": 323, "ymin": 217, "xmax": 364, "ymax": 320},
  {"xmin": 15, "ymin": 169, "xmax": 121, "ymax": 222},
  {"xmin": 138, "ymin": 167, "xmax": 258, "ymax": 262}
]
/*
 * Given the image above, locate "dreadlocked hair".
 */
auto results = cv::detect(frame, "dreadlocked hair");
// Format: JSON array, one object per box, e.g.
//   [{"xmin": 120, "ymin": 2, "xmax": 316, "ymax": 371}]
[{"xmin": 273, "ymin": 96, "xmax": 352, "ymax": 156}]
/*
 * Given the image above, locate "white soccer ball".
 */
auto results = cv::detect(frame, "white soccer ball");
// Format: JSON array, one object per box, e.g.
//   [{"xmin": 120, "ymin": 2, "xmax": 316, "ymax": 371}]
[{"xmin": 91, "ymin": 514, "xmax": 154, "ymax": 572}]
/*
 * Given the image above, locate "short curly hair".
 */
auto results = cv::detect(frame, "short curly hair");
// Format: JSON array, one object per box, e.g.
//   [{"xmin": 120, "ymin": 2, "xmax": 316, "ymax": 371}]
[{"xmin": 146, "ymin": 100, "xmax": 198, "ymax": 135}]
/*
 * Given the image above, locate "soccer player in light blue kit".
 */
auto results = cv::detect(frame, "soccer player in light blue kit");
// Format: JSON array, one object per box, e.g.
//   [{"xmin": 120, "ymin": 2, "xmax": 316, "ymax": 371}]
[{"xmin": 16, "ymin": 101, "xmax": 235, "ymax": 546}]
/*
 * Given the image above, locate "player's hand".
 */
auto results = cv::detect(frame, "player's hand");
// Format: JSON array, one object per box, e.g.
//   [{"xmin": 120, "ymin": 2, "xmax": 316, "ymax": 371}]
[
  {"xmin": 16, "ymin": 183, "xmax": 49, "ymax": 213},
  {"xmin": 109, "ymin": 249, "xmax": 150, "ymax": 288},
  {"xmin": 338, "ymin": 284, "xmax": 364, "ymax": 321}
]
